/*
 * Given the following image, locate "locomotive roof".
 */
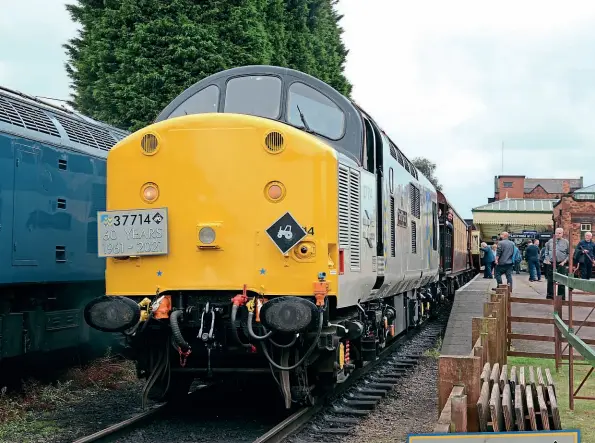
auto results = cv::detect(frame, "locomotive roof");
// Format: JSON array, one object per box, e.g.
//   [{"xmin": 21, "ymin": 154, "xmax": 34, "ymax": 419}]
[
  {"xmin": 155, "ymin": 65, "xmax": 364, "ymax": 164},
  {"xmin": 0, "ymin": 85, "xmax": 129, "ymax": 157}
]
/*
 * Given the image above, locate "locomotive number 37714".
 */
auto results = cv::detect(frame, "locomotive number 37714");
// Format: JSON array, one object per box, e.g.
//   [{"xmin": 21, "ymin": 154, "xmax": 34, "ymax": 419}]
[{"xmin": 97, "ymin": 209, "xmax": 169, "ymax": 258}]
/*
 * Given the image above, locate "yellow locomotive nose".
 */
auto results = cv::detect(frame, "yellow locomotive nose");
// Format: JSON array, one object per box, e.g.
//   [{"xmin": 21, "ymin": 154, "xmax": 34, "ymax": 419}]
[{"xmin": 102, "ymin": 113, "xmax": 339, "ymax": 299}]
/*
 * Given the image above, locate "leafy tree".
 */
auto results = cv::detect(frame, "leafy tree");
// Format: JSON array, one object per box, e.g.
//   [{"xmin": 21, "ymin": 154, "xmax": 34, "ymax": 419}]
[
  {"xmin": 64, "ymin": 0, "xmax": 351, "ymax": 131},
  {"xmin": 412, "ymin": 157, "xmax": 443, "ymax": 192}
]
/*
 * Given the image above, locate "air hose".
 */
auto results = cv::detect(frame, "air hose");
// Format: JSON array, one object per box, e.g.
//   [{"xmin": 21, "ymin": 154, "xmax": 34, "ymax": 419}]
[
  {"xmin": 259, "ymin": 310, "xmax": 324, "ymax": 371},
  {"xmin": 246, "ymin": 311, "xmax": 274, "ymax": 340},
  {"xmin": 169, "ymin": 309, "xmax": 190, "ymax": 350},
  {"xmin": 231, "ymin": 304, "xmax": 252, "ymax": 348}
]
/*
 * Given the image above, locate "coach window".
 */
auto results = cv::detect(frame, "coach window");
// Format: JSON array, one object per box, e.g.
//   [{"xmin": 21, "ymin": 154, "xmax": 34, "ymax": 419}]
[
  {"xmin": 168, "ymin": 85, "xmax": 219, "ymax": 118},
  {"xmin": 286, "ymin": 82, "xmax": 345, "ymax": 140},
  {"xmin": 224, "ymin": 75, "xmax": 282, "ymax": 119}
]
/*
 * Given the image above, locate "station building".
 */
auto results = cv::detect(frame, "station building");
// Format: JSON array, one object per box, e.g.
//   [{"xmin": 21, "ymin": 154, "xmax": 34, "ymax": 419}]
[
  {"xmin": 490, "ymin": 175, "xmax": 583, "ymax": 203},
  {"xmin": 471, "ymin": 198, "xmax": 557, "ymax": 246},
  {"xmin": 553, "ymin": 184, "xmax": 595, "ymax": 246}
]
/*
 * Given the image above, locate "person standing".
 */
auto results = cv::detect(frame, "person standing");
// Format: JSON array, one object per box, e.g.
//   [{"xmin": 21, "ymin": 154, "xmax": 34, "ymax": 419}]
[
  {"xmin": 525, "ymin": 239, "xmax": 541, "ymax": 282},
  {"xmin": 513, "ymin": 243, "xmax": 522, "ymax": 274},
  {"xmin": 491, "ymin": 244, "xmax": 498, "ymax": 278},
  {"xmin": 495, "ymin": 232, "xmax": 515, "ymax": 290},
  {"xmin": 573, "ymin": 231, "xmax": 595, "ymax": 280},
  {"xmin": 544, "ymin": 228, "xmax": 570, "ymax": 299},
  {"xmin": 481, "ymin": 242, "xmax": 495, "ymax": 278}
]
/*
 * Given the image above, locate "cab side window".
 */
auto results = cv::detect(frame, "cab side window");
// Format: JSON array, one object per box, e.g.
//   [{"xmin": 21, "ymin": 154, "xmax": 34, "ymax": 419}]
[{"xmin": 363, "ymin": 117, "xmax": 375, "ymax": 172}]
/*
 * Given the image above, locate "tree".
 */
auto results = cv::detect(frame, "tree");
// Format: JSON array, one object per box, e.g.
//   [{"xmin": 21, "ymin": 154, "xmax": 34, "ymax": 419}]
[
  {"xmin": 412, "ymin": 157, "xmax": 443, "ymax": 192},
  {"xmin": 64, "ymin": 0, "xmax": 352, "ymax": 131}
]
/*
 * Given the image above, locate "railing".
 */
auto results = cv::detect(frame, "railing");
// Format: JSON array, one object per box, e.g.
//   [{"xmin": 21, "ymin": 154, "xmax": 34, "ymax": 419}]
[{"xmin": 553, "ymin": 270, "xmax": 595, "ymax": 410}]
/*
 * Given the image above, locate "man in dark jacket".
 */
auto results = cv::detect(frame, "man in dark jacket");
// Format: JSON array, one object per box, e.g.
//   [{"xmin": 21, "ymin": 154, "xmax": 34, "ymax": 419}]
[
  {"xmin": 525, "ymin": 239, "xmax": 541, "ymax": 282},
  {"xmin": 573, "ymin": 231, "xmax": 595, "ymax": 280},
  {"xmin": 481, "ymin": 242, "xmax": 495, "ymax": 278},
  {"xmin": 495, "ymin": 231, "xmax": 515, "ymax": 290}
]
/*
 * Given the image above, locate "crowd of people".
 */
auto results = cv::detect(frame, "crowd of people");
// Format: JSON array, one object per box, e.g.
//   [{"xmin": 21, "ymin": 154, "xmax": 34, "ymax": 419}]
[{"xmin": 480, "ymin": 229, "xmax": 595, "ymax": 299}]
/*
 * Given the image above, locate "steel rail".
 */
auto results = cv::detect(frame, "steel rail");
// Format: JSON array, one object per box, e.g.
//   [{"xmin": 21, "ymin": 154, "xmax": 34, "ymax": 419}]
[
  {"xmin": 252, "ymin": 312, "xmax": 448, "ymax": 443},
  {"xmin": 72, "ymin": 305, "xmax": 449, "ymax": 443},
  {"xmin": 72, "ymin": 402, "xmax": 169, "ymax": 443}
]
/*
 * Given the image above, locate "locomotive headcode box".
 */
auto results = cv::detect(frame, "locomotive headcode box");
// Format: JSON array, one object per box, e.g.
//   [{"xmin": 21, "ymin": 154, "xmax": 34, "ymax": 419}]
[{"xmin": 407, "ymin": 430, "xmax": 580, "ymax": 442}]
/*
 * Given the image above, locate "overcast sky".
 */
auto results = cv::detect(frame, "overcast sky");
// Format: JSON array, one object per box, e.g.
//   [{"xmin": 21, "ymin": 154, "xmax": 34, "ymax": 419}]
[{"xmin": 1, "ymin": 1, "xmax": 594, "ymax": 218}]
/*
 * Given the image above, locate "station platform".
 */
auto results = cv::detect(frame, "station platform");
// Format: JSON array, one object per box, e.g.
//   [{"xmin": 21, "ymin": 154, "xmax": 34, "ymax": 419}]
[
  {"xmin": 440, "ymin": 271, "xmax": 595, "ymax": 356},
  {"xmin": 440, "ymin": 274, "xmax": 493, "ymax": 355}
]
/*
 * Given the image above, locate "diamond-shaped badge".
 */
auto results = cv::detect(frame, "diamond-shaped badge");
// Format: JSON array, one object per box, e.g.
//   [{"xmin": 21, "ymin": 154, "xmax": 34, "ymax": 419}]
[{"xmin": 265, "ymin": 212, "xmax": 307, "ymax": 255}]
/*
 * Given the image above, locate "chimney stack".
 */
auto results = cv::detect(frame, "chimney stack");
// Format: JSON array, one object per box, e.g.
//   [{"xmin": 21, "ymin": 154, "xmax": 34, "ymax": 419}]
[{"xmin": 562, "ymin": 180, "xmax": 570, "ymax": 194}]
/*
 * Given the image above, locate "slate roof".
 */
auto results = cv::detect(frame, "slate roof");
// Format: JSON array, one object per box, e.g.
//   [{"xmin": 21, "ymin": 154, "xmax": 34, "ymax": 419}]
[
  {"xmin": 573, "ymin": 184, "xmax": 595, "ymax": 194},
  {"xmin": 472, "ymin": 198, "xmax": 558, "ymax": 212},
  {"xmin": 523, "ymin": 178, "xmax": 583, "ymax": 193}
]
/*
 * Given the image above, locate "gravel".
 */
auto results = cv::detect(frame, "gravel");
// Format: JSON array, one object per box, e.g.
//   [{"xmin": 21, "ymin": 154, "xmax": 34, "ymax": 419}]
[
  {"xmin": 0, "ymin": 359, "xmax": 148, "ymax": 443},
  {"xmin": 342, "ymin": 356, "xmax": 439, "ymax": 443}
]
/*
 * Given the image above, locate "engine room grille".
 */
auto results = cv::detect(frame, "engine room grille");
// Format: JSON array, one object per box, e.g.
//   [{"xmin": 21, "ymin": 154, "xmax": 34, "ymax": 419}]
[
  {"xmin": 0, "ymin": 96, "xmax": 60, "ymax": 137},
  {"xmin": 410, "ymin": 183, "xmax": 420, "ymax": 219},
  {"xmin": 338, "ymin": 164, "xmax": 361, "ymax": 271},
  {"xmin": 411, "ymin": 220, "xmax": 417, "ymax": 254}
]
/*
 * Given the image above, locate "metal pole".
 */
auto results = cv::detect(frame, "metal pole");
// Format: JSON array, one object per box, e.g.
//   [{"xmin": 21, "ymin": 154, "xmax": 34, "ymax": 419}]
[
  {"xmin": 553, "ymin": 232, "xmax": 560, "ymax": 372},
  {"xmin": 569, "ymin": 226, "xmax": 575, "ymax": 410}
]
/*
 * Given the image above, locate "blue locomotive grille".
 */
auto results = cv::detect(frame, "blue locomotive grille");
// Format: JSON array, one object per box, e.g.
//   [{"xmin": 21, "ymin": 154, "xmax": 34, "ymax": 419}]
[
  {"xmin": 53, "ymin": 115, "xmax": 117, "ymax": 151},
  {"xmin": 0, "ymin": 96, "xmax": 60, "ymax": 136}
]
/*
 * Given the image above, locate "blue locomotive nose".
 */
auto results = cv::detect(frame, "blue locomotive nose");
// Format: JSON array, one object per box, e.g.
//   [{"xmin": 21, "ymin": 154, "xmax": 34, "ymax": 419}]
[{"xmin": 84, "ymin": 296, "xmax": 141, "ymax": 333}]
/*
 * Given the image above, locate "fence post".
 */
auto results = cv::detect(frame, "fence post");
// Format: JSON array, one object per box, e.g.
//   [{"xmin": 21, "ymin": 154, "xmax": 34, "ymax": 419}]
[
  {"xmin": 451, "ymin": 394, "xmax": 468, "ymax": 432},
  {"xmin": 438, "ymin": 355, "xmax": 482, "ymax": 432}
]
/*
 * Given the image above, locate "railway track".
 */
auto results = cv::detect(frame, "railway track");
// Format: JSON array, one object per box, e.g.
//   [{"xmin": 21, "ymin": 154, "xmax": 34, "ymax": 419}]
[{"xmin": 72, "ymin": 301, "xmax": 451, "ymax": 443}]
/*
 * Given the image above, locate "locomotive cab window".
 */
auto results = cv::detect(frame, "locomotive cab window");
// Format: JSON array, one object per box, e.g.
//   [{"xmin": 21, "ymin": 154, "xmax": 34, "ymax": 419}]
[
  {"xmin": 167, "ymin": 85, "xmax": 219, "ymax": 118},
  {"xmin": 286, "ymin": 82, "xmax": 345, "ymax": 140},
  {"xmin": 224, "ymin": 75, "xmax": 282, "ymax": 119}
]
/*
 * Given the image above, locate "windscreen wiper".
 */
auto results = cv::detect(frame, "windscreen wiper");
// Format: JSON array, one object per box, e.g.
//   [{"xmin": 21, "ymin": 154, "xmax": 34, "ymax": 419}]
[{"xmin": 296, "ymin": 105, "xmax": 314, "ymax": 133}]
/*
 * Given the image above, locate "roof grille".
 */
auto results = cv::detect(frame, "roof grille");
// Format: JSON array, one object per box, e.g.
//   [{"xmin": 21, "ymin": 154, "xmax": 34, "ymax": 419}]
[
  {"xmin": 0, "ymin": 96, "xmax": 60, "ymax": 137},
  {"xmin": 54, "ymin": 115, "xmax": 118, "ymax": 151}
]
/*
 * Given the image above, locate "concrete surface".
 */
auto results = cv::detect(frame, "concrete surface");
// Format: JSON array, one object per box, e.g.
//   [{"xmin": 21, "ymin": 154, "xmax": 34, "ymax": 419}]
[{"xmin": 440, "ymin": 270, "xmax": 595, "ymax": 356}]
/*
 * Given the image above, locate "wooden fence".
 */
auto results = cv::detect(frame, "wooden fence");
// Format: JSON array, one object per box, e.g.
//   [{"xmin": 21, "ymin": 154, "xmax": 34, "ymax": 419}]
[{"xmin": 435, "ymin": 284, "xmax": 561, "ymax": 433}]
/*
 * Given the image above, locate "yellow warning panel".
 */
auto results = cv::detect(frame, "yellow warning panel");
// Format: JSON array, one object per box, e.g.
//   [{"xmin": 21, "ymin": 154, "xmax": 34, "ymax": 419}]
[{"xmin": 408, "ymin": 430, "xmax": 580, "ymax": 442}]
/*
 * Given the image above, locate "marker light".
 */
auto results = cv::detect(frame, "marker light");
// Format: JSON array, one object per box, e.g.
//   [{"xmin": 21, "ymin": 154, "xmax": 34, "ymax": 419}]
[
  {"xmin": 265, "ymin": 181, "xmax": 286, "ymax": 202},
  {"xmin": 199, "ymin": 227, "xmax": 216, "ymax": 244},
  {"xmin": 268, "ymin": 185, "xmax": 282, "ymax": 199},
  {"xmin": 141, "ymin": 183, "xmax": 159, "ymax": 203}
]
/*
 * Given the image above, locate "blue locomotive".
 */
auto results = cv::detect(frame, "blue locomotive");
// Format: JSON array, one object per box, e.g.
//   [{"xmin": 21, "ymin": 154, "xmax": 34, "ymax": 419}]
[{"xmin": 0, "ymin": 86, "xmax": 128, "ymax": 362}]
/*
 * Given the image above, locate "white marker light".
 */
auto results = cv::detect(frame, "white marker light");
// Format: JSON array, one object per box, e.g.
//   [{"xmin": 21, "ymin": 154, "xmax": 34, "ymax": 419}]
[{"xmin": 199, "ymin": 227, "xmax": 216, "ymax": 244}]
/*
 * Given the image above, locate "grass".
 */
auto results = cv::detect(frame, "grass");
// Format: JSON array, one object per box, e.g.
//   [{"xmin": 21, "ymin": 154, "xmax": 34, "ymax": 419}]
[
  {"xmin": 424, "ymin": 336, "xmax": 443, "ymax": 359},
  {"xmin": 0, "ymin": 349, "xmax": 136, "ymax": 442},
  {"xmin": 508, "ymin": 356, "xmax": 595, "ymax": 441}
]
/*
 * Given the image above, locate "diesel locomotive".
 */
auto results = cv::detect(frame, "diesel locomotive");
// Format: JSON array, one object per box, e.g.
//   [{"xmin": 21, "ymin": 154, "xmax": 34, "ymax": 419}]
[
  {"xmin": 0, "ymin": 86, "xmax": 128, "ymax": 363},
  {"xmin": 84, "ymin": 66, "xmax": 475, "ymax": 408}
]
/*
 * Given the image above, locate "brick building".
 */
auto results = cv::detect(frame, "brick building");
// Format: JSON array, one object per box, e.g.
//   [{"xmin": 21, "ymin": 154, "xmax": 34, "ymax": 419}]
[
  {"xmin": 553, "ymin": 184, "xmax": 595, "ymax": 248},
  {"xmin": 490, "ymin": 176, "xmax": 583, "ymax": 202}
]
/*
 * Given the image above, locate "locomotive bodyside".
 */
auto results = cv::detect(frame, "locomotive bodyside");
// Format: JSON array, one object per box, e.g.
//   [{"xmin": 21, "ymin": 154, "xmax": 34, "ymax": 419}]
[{"xmin": 0, "ymin": 86, "xmax": 128, "ymax": 361}]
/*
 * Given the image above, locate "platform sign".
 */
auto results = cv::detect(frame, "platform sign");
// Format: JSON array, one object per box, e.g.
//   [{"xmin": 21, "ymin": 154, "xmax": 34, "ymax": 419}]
[
  {"xmin": 97, "ymin": 208, "xmax": 168, "ymax": 258},
  {"xmin": 407, "ymin": 430, "xmax": 580, "ymax": 442},
  {"xmin": 265, "ymin": 212, "xmax": 307, "ymax": 255}
]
